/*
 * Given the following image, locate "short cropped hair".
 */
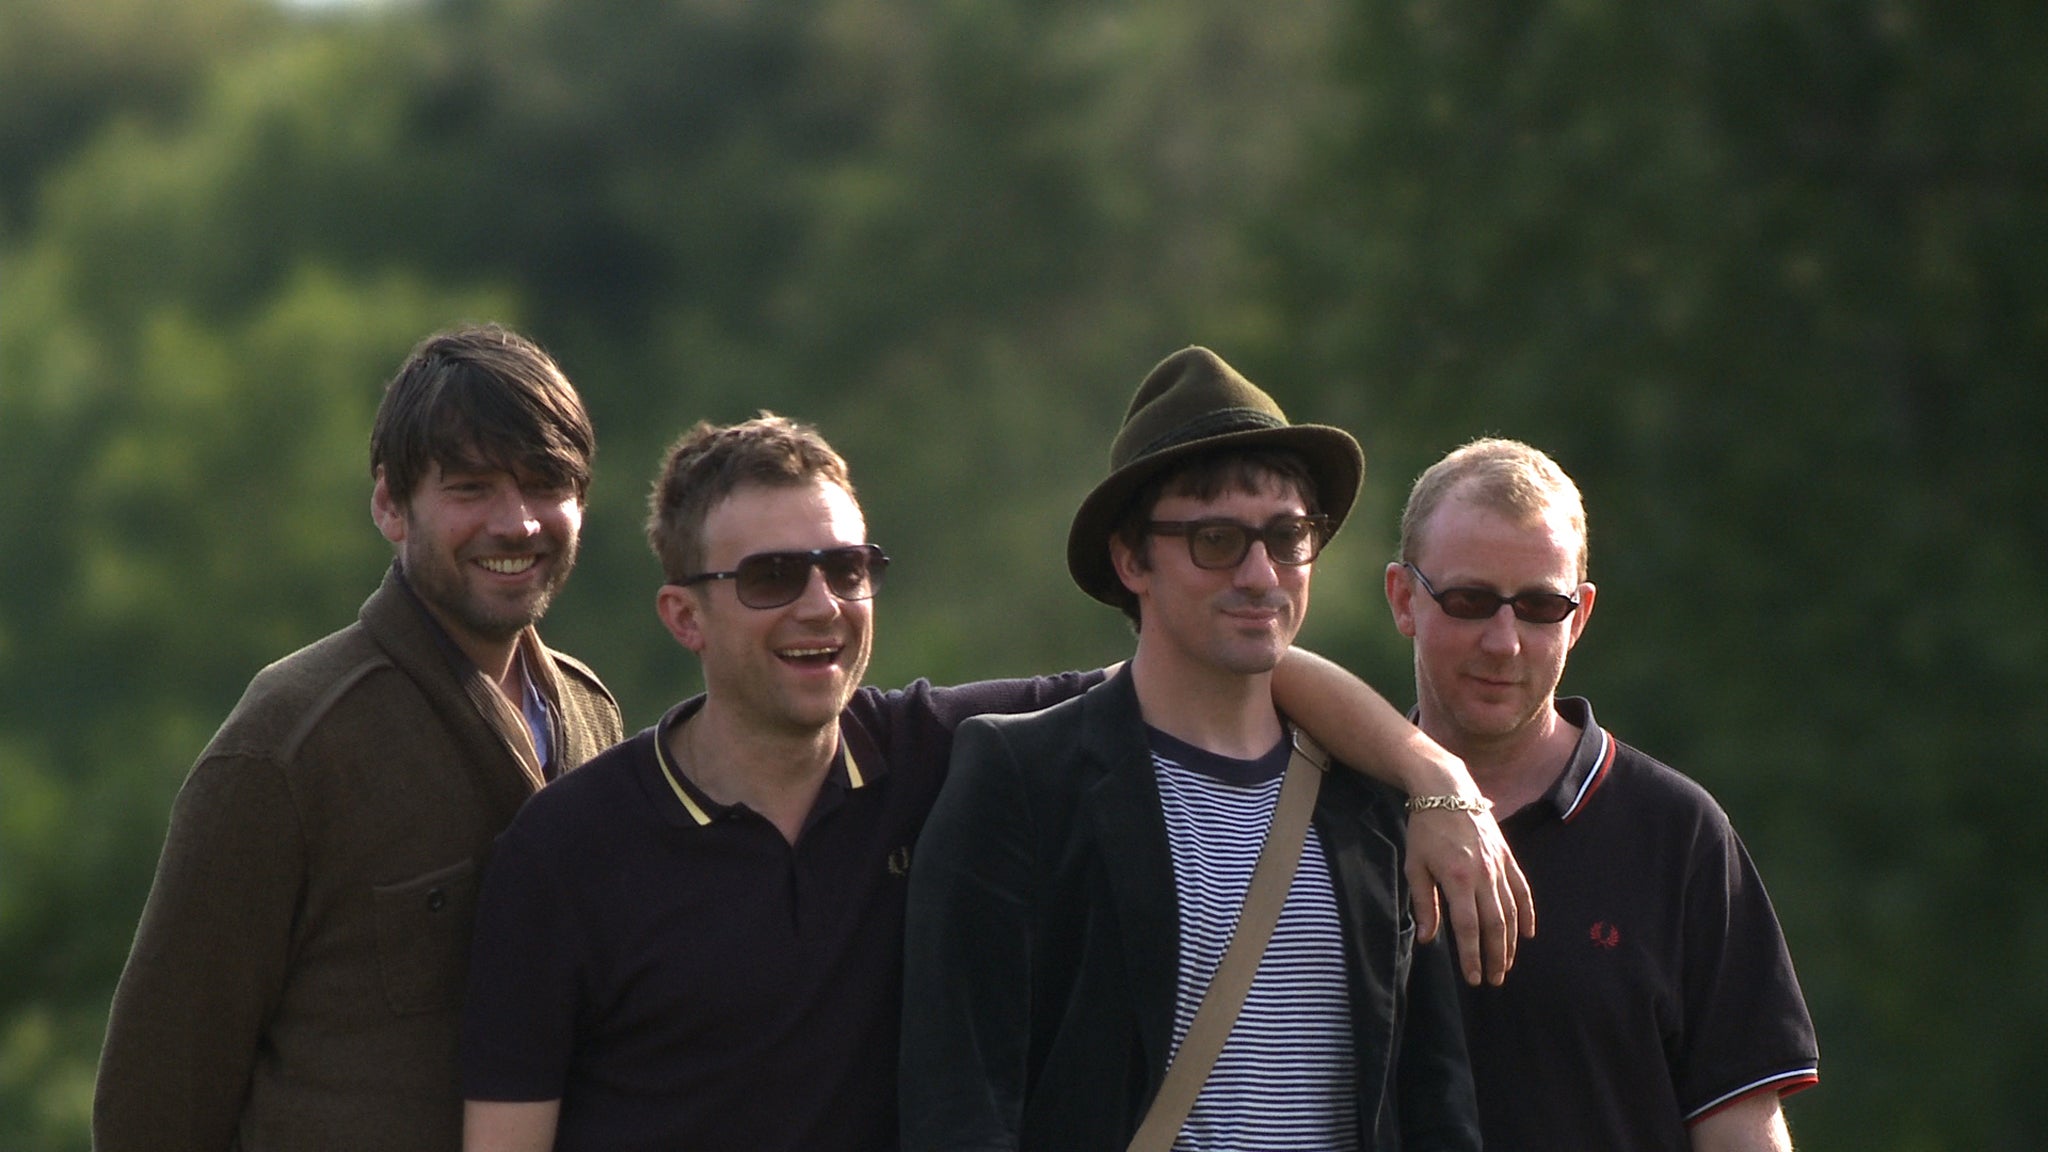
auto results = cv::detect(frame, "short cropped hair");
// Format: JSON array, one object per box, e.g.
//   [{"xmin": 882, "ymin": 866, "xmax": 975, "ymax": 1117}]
[
  {"xmin": 1399, "ymin": 437, "xmax": 1589, "ymax": 580},
  {"xmin": 1107, "ymin": 448, "xmax": 1318, "ymax": 628},
  {"xmin": 646, "ymin": 412, "xmax": 856, "ymax": 582},
  {"xmin": 370, "ymin": 324, "xmax": 595, "ymax": 504}
]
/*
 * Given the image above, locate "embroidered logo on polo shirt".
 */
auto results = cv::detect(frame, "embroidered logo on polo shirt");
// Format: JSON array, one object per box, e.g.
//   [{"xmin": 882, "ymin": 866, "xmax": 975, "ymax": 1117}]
[
  {"xmin": 887, "ymin": 845, "xmax": 913, "ymax": 877},
  {"xmin": 1589, "ymin": 921, "xmax": 1621, "ymax": 949}
]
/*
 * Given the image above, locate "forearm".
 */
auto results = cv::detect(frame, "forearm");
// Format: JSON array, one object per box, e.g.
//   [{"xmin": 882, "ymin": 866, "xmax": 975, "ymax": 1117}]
[
  {"xmin": 1271, "ymin": 647, "xmax": 1533, "ymax": 986},
  {"xmin": 95, "ymin": 758, "xmax": 301, "ymax": 1151},
  {"xmin": 1271, "ymin": 648, "xmax": 1476, "ymax": 798},
  {"xmin": 96, "ymin": 963, "xmax": 259, "ymax": 1152},
  {"xmin": 465, "ymin": 1100, "xmax": 562, "ymax": 1152},
  {"xmin": 1690, "ymin": 1093, "xmax": 1794, "ymax": 1152}
]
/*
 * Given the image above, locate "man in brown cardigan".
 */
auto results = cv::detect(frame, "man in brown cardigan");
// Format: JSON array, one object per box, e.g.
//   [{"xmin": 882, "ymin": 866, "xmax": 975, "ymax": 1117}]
[{"xmin": 94, "ymin": 325, "xmax": 625, "ymax": 1152}]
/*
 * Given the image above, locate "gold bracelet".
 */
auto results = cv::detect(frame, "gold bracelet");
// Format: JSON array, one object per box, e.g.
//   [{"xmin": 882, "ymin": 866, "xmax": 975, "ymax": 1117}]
[{"xmin": 1405, "ymin": 794, "xmax": 1492, "ymax": 814}]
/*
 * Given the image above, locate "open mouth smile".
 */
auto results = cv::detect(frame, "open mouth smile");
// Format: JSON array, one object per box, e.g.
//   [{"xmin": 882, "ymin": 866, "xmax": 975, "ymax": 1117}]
[{"xmin": 777, "ymin": 644, "xmax": 842, "ymax": 668}]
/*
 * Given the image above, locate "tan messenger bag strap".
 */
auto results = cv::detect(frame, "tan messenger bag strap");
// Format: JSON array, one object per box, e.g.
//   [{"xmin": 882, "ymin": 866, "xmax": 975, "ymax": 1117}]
[{"xmin": 1126, "ymin": 728, "xmax": 1329, "ymax": 1152}]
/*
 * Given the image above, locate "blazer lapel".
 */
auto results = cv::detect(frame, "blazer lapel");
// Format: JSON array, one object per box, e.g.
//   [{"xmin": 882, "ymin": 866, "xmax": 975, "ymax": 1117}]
[
  {"xmin": 1077, "ymin": 672, "xmax": 1181, "ymax": 1086},
  {"xmin": 1314, "ymin": 783, "xmax": 1403, "ymax": 1088}
]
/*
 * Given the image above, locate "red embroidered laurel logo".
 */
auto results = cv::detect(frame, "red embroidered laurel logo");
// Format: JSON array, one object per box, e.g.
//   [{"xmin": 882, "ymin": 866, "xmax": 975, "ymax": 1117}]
[{"xmin": 1589, "ymin": 921, "xmax": 1621, "ymax": 949}]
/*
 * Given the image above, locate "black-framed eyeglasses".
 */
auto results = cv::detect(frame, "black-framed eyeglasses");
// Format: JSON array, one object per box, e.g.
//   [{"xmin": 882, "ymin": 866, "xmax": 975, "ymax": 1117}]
[
  {"xmin": 1403, "ymin": 562, "xmax": 1580, "ymax": 624},
  {"xmin": 1147, "ymin": 514, "xmax": 1332, "ymax": 570},
  {"xmin": 673, "ymin": 545, "xmax": 889, "ymax": 609}
]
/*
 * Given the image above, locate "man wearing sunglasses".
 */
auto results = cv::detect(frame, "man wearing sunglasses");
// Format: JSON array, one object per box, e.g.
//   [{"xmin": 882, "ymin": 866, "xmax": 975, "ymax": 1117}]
[
  {"xmin": 1386, "ymin": 438, "xmax": 1818, "ymax": 1152},
  {"xmin": 461, "ymin": 408, "xmax": 1522, "ymax": 1152},
  {"xmin": 901, "ymin": 348, "xmax": 1482, "ymax": 1151}
]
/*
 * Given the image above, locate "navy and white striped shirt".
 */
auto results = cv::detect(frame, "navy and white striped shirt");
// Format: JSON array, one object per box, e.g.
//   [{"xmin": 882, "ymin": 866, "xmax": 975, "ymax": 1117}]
[{"xmin": 1151, "ymin": 726, "xmax": 1359, "ymax": 1152}]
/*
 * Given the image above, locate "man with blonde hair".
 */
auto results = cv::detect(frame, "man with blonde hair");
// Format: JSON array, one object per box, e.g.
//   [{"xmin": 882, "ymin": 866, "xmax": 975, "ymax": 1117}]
[{"xmin": 1386, "ymin": 437, "xmax": 1819, "ymax": 1151}]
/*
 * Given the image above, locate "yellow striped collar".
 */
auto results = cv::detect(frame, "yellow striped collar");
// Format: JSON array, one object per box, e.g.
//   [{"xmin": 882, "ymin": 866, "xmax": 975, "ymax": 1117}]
[{"xmin": 654, "ymin": 708, "xmax": 865, "ymax": 827}]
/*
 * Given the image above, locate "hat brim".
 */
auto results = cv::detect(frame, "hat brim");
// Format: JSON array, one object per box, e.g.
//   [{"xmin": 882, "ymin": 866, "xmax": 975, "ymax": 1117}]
[{"xmin": 1066, "ymin": 423, "xmax": 1365, "ymax": 607}]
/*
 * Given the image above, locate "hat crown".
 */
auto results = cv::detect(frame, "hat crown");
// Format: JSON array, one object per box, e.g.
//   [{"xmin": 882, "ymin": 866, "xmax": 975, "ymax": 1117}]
[
  {"xmin": 1067, "ymin": 345, "xmax": 1364, "ymax": 609},
  {"xmin": 1110, "ymin": 348, "xmax": 1287, "ymax": 471}
]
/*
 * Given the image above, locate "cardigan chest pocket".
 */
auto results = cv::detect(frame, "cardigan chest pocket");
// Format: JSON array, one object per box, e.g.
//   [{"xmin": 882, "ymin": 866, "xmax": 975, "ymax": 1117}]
[{"xmin": 372, "ymin": 858, "xmax": 479, "ymax": 1016}]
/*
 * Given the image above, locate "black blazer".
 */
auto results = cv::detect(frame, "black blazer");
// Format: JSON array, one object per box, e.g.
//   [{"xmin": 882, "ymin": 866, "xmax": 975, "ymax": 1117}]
[{"xmin": 901, "ymin": 668, "xmax": 1480, "ymax": 1151}]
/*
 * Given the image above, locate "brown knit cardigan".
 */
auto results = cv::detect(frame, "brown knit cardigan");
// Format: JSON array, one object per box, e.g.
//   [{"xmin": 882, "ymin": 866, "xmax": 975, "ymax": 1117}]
[{"xmin": 95, "ymin": 568, "xmax": 623, "ymax": 1152}]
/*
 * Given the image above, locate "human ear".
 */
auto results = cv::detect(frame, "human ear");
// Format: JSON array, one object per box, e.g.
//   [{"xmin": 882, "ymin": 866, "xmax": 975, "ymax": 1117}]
[
  {"xmin": 1565, "ymin": 582, "xmax": 1596, "ymax": 650},
  {"xmin": 371, "ymin": 468, "xmax": 408, "ymax": 545},
  {"xmin": 1385, "ymin": 562, "xmax": 1419, "ymax": 638},
  {"xmin": 1110, "ymin": 535, "xmax": 1150, "ymax": 599},
  {"xmin": 656, "ymin": 583, "xmax": 707, "ymax": 653}
]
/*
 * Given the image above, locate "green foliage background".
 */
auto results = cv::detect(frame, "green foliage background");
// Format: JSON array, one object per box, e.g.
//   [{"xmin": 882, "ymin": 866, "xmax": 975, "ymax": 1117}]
[{"xmin": 2, "ymin": 0, "xmax": 2042, "ymax": 1147}]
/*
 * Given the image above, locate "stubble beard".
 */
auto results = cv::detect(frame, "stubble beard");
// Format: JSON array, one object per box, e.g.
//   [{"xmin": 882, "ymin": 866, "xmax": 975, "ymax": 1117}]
[
  {"xmin": 1212, "ymin": 589, "xmax": 1299, "ymax": 677},
  {"xmin": 407, "ymin": 534, "xmax": 578, "ymax": 645}
]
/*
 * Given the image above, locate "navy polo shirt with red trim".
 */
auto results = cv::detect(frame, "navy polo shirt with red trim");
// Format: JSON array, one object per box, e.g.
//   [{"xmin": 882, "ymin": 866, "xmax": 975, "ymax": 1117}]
[
  {"xmin": 461, "ymin": 673, "xmax": 1099, "ymax": 1152},
  {"xmin": 1449, "ymin": 697, "xmax": 1818, "ymax": 1152}
]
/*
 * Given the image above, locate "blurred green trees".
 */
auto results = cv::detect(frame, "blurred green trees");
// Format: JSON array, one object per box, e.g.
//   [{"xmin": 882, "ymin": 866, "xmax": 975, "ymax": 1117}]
[{"xmin": 1, "ymin": 0, "xmax": 2041, "ymax": 1148}]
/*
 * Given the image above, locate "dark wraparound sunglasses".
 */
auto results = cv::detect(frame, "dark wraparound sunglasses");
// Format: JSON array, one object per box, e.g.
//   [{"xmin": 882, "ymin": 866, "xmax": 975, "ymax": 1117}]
[
  {"xmin": 1147, "ymin": 514, "xmax": 1331, "ymax": 570},
  {"xmin": 674, "ymin": 545, "xmax": 889, "ymax": 609},
  {"xmin": 1403, "ymin": 562, "xmax": 1581, "ymax": 624}
]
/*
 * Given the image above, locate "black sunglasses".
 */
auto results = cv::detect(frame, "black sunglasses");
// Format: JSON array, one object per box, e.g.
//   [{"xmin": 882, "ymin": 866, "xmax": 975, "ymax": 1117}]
[
  {"xmin": 1147, "ymin": 514, "xmax": 1332, "ymax": 570},
  {"xmin": 1403, "ymin": 562, "xmax": 1580, "ymax": 625},
  {"xmin": 674, "ymin": 545, "xmax": 889, "ymax": 610}
]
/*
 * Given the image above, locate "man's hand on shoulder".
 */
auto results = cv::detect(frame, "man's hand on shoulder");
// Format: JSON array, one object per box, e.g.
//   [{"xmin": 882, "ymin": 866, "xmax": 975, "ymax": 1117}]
[
  {"xmin": 1403, "ymin": 801, "xmax": 1533, "ymax": 986},
  {"xmin": 1268, "ymin": 646, "xmax": 1535, "ymax": 985}
]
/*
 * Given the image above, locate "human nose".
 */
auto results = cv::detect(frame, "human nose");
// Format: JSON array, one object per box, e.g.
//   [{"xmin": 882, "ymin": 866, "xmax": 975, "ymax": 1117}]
[
  {"xmin": 484, "ymin": 483, "xmax": 541, "ymax": 538},
  {"xmin": 1232, "ymin": 540, "xmax": 1282, "ymax": 590},
  {"xmin": 788, "ymin": 563, "xmax": 842, "ymax": 617},
  {"xmin": 1475, "ymin": 601, "xmax": 1521, "ymax": 654}
]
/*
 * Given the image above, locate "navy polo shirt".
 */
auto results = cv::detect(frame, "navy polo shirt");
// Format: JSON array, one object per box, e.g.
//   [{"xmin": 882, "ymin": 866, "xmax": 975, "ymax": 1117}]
[
  {"xmin": 1450, "ymin": 697, "xmax": 1819, "ymax": 1152},
  {"xmin": 461, "ymin": 673, "xmax": 1098, "ymax": 1152}
]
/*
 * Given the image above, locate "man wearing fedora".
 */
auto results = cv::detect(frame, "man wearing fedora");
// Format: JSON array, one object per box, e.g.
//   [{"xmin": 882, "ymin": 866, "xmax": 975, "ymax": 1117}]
[{"xmin": 900, "ymin": 348, "xmax": 1482, "ymax": 1151}]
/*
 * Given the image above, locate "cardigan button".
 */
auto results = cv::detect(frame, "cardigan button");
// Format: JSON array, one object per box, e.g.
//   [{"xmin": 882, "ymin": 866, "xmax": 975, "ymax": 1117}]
[{"xmin": 427, "ymin": 888, "xmax": 447, "ymax": 913}]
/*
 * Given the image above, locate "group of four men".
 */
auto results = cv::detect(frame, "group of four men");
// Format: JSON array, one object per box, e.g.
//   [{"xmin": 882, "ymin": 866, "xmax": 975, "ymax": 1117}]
[{"xmin": 95, "ymin": 325, "xmax": 1817, "ymax": 1151}]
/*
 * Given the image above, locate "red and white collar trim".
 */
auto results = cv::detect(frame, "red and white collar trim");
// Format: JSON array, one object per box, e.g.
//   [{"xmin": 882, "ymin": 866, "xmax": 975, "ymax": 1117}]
[{"xmin": 1558, "ymin": 724, "xmax": 1616, "ymax": 823}]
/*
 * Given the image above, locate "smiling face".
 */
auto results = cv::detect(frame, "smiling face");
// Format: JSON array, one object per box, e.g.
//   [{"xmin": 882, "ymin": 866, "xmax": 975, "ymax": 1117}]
[
  {"xmin": 1387, "ymin": 491, "xmax": 1594, "ymax": 759},
  {"xmin": 1113, "ymin": 476, "xmax": 1312, "ymax": 683},
  {"xmin": 660, "ymin": 478, "xmax": 873, "ymax": 739},
  {"xmin": 373, "ymin": 458, "xmax": 583, "ymax": 672}
]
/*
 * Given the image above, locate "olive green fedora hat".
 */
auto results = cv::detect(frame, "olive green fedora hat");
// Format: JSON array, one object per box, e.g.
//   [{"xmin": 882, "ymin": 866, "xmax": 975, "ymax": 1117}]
[{"xmin": 1067, "ymin": 346, "xmax": 1365, "ymax": 607}]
